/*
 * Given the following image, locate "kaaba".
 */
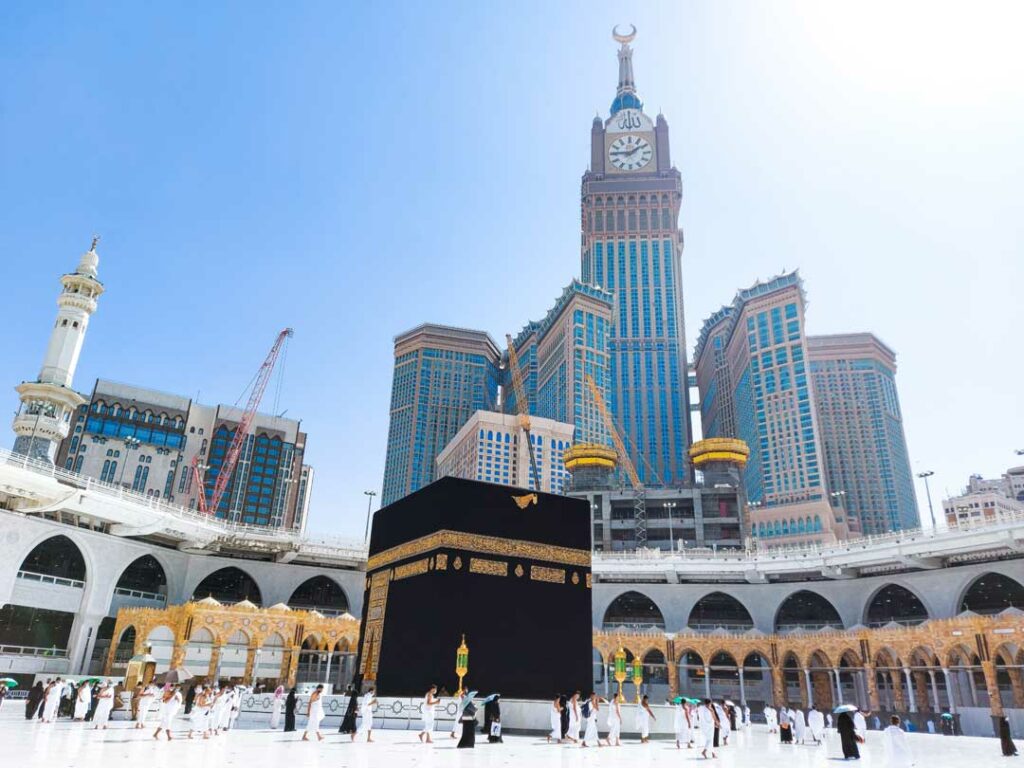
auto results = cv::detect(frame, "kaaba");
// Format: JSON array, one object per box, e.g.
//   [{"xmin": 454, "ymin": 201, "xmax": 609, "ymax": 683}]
[{"xmin": 354, "ymin": 476, "xmax": 592, "ymax": 700}]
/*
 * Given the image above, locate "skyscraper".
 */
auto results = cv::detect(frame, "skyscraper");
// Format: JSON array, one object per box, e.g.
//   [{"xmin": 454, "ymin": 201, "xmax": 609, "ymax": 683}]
[
  {"xmin": 579, "ymin": 28, "xmax": 691, "ymax": 486},
  {"xmin": 808, "ymin": 333, "xmax": 919, "ymax": 534},
  {"xmin": 509, "ymin": 280, "xmax": 613, "ymax": 450},
  {"xmin": 695, "ymin": 272, "xmax": 842, "ymax": 545},
  {"xmin": 12, "ymin": 240, "xmax": 104, "ymax": 462},
  {"xmin": 381, "ymin": 324, "xmax": 500, "ymax": 505}
]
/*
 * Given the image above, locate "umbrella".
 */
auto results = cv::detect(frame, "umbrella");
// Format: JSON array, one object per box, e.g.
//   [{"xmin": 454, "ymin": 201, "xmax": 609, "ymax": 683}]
[
  {"xmin": 941, "ymin": 713, "xmax": 954, "ymax": 720},
  {"xmin": 0, "ymin": 678, "xmax": 18, "ymax": 688},
  {"xmin": 78, "ymin": 678, "xmax": 103, "ymax": 685},
  {"xmin": 833, "ymin": 704, "xmax": 858, "ymax": 714},
  {"xmin": 687, "ymin": 697, "xmax": 702, "ymax": 705},
  {"xmin": 672, "ymin": 696, "xmax": 684, "ymax": 704},
  {"xmin": 725, "ymin": 700, "xmax": 736, "ymax": 707},
  {"xmin": 156, "ymin": 667, "xmax": 195, "ymax": 685},
  {"xmin": 481, "ymin": 693, "xmax": 500, "ymax": 704}
]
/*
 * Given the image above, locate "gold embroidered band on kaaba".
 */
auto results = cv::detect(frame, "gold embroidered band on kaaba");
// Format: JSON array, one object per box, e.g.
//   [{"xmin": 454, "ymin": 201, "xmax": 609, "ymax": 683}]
[{"xmin": 366, "ymin": 529, "xmax": 591, "ymax": 572}]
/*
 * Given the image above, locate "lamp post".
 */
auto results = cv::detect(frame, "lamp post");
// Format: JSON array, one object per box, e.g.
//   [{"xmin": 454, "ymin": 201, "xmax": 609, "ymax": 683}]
[
  {"xmin": 118, "ymin": 436, "xmax": 141, "ymax": 487},
  {"xmin": 363, "ymin": 490, "xmax": 377, "ymax": 542},
  {"xmin": 664, "ymin": 502, "xmax": 677, "ymax": 551},
  {"xmin": 613, "ymin": 647, "xmax": 627, "ymax": 702},
  {"xmin": 455, "ymin": 635, "xmax": 469, "ymax": 696},
  {"xmin": 917, "ymin": 471, "xmax": 937, "ymax": 529}
]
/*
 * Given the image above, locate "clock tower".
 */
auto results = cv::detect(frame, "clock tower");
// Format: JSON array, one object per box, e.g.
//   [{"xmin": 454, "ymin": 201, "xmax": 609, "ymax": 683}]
[{"xmin": 580, "ymin": 27, "xmax": 691, "ymax": 485}]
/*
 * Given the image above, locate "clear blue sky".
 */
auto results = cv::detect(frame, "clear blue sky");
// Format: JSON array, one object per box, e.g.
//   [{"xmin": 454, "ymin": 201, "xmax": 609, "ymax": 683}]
[{"xmin": 2, "ymin": 1, "xmax": 1021, "ymax": 536}]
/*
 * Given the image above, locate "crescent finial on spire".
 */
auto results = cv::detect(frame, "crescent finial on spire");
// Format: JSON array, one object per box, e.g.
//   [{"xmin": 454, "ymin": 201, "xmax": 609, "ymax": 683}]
[
  {"xmin": 612, "ymin": 24, "xmax": 637, "ymax": 45},
  {"xmin": 90, "ymin": 234, "xmax": 100, "ymax": 252}
]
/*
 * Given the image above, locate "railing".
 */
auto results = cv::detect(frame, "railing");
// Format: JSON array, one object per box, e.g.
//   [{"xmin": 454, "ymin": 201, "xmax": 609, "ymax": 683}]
[
  {"xmin": 16, "ymin": 570, "xmax": 85, "ymax": 589},
  {"xmin": 113, "ymin": 586, "xmax": 166, "ymax": 602},
  {"xmin": 0, "ymin": 446, "xmax": 367, "ymax": 557},
  {"xmin": 0, "ymin": 644, "xmax": 69, "ymax": 658},
  {"xmin": 595, "ymin": 511, "xmax": 1024, "ymax": 565}
]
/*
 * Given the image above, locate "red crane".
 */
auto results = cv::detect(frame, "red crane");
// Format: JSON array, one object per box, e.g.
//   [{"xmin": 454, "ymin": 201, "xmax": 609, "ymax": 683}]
[{"xmin": 192, "ymin": 328, "xmax": 294, "ymax": 516}]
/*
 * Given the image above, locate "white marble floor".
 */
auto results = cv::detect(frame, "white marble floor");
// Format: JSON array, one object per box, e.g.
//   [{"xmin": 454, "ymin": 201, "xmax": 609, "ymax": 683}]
[{"xmin": 0, "ymin": 708, "xmax": 1015, "ymax": 768}]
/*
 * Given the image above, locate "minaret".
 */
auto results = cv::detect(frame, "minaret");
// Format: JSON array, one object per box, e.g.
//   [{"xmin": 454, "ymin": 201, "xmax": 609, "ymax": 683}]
[{"xmin": 12, "ymin": 238, "xmax": 105, "ymax": 462}]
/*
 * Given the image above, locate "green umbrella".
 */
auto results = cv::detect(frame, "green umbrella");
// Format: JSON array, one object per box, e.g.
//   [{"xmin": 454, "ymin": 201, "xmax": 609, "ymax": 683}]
[
  {"xmin": 0, "ymin": 678, "xmax": 18, "ymax": 688},
  {"xmin": 78, "ymin": 678, "xmax": 103, "ymax": 685}
]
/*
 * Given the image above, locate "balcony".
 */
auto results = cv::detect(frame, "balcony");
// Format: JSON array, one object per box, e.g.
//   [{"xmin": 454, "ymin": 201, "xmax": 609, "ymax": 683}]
[{"xmin": 12, "ymin": 569, "xmax": 85, "ymax": 613}]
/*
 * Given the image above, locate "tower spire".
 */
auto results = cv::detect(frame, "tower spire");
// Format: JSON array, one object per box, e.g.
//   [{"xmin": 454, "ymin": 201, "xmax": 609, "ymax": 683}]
[{"xmin": 610, "ymin": 25, "xmax": 643, "ymax": 115}]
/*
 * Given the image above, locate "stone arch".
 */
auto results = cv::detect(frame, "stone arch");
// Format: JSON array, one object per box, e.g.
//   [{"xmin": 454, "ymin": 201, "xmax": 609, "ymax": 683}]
[
  {"xmin": 190, "ymin": 566, "xmax": 263, "ymax": 605},
  {"xmin": 287, "ymin": 575, "xmax": 349, "ymax": 615},
  {"xmin": 184, "ymin": 626, "xmax": 215, "ymax": 675},
  {"xmin": 687, "ymin": 591, "xmax": 754, "ymax": 631},
  {"xmin": 775, "ymin": 589, "xmax": 843, "ymax": 632},
  {"xmin": 805, "ymin": 649, "xmax": 833, "ymax": 669},
  {"xmin": 677, "ymin": 648, "xmax": 706, "ymax": 698},
  {"xmin": 18, "ymin": 533, "xmax": 87, "ymax": 582},
  {"xmin": 642, "ymin": 648, "xmax": 669, "ymax": 691},
  {"xmin": 255, "ymin": 632, "xmax": 287, "ymax": 680},
  {"xmin": 114, "ymin": 554, "xmax": 167, "ymax": 597},
  {"xmin": 601, "ymin": 590, "xmax": 666, "ymax": 630},
  {"xmin": 110, "ymin": 624, "xmax": 137, "ymax": 668},
  {"xmin": 145, "ymin": 624, "xmax": 175, "ymax": 672},
  {"xmin": 959, "ymin": 572, "xmax": 1024, "ymax": 614},
  {"xmin": 864, "ymin": 583, "xmax": 929, "ymax": 626},
  {"xmin": 219, "ymin": 629, "xmax": 251, "ymax": 679}
]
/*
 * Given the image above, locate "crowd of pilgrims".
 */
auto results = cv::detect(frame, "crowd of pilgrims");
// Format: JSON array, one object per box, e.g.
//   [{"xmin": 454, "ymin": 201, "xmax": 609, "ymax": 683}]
[{"xmin": 13, "ymin": 677, "xmax": 1021, "ymax": 759}]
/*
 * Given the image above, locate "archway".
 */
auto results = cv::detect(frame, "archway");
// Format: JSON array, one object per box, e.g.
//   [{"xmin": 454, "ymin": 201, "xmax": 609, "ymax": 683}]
[
  {"xmin": 865, "ymin": 584, "xmax": 928, "ymax": 626},
  {"xmin": 220, "ymin": 629, "xmax": 250, "ymax": 680},
  {"xmin": 642, "ymin": 649, "xmax": 669, "ymax": 701},
  {"xmin": 678, "ymin": 650, "xmax": 706, "ymax": 699},
  {"xmin": 838, "ymin": 650, "xmax": 867, "ymax": 710},
  {"xmin": 960, "ymin": 573, "xmax": 1024, "ymax": 614},
  {"xmin": 688, "ymin": 592, "xmax": 754, "ymax": 631},
  {"xmin": 255, "ymin": 632, "xmax": 287, "ymax": 682},
  {"xmin": 191, "ymin": 567, "xmax": 263, "ymax": 605},
  {"xmin": 89, "ymin": 617, "xmax": 118, "ymax": 673},
  {"xmin": 19, "ymin": 535, "xmax": 86, "ymax": 582},
  {"xmin": 775, "ymin": 590, "xmax": 843, "ymax": 632},
  {"xmin": 742, "ymin": 651, "xmax": 772, "ymax": 710},
  {"xmin": 185, "ymin": 627, "xmax": 215, "ymax": 677},
  {"xmin": 115, "ymin": 555, "xmax": 167, "ymax": 600},
  {"xmin": 602, "ymin": 591, "xmax": 665, "ymax": 630},
  {"xmin": 782, "ymin": 652, "xmax": 804, "ymax": 707},
  {"xmin": 145, "ymin": 625, "xmax": 175, "ymax": 672},
  {"xmin": 946, "ymin": 646, "xmax": 987, "ymax": 710},
  {"xmin": 296, "ymin": 635, "xmax": 326, "ymax": 686},
  {"xmin": 593, "ymin": 648, "xmax": 607, "ymax": 698},
  {"xmin": 708, "ymin": 651, "xmax": 740, "ymax": 701},
  {"xmin": 806, "ymin": 650, "xmax": 835, "ymax": 710},
  {"xmin": 111, "ymin": 625, "xmax": 136, "ymax": 670},
  {"xmin": 288, "ymin": 576, "xmax": 349, "ymax": 615}
]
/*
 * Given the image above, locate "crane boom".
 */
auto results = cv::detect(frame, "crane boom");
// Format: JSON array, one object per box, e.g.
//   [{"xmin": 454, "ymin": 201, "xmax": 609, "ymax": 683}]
[
  {"xmin": 585, "ymin": 374, "xmax": 648, "ymax": 546},
  {"xmin": 203, "ymin": 328, "xmax": 294, "ymax": 517},
  {"xmin": 505, "ymin": 334, "xmax": 541, "ymax": 491}
]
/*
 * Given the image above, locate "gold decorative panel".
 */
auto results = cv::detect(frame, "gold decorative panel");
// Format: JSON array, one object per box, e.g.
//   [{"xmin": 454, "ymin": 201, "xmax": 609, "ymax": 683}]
[{"xmin": 469, "ymin": 558, "xmax": 508, "ymax": 577}]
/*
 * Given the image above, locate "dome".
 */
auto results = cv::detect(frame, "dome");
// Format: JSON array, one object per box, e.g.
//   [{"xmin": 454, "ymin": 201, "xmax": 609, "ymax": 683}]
[
  {"xmin": 77, "ymin": 246, "xmax": 99, "ymax": 278},
  {"xmin": 268, "ymin": 602, "xmax": 291, "ymax": 612},
  {"xmin": 196, "ymin": 596, "xmax": 221, "ymax": 607},
  {"xmin": 610, "ymin": 92, "xmax": 643, "ymax": 115},
  {"xmin": 233, "ymin": 599, "xmax": 258, "ymax": 610}
]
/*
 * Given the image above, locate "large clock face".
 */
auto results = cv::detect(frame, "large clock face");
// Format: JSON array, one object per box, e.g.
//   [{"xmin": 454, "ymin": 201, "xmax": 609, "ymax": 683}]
[{"xmin": 608, "ymin": 135, "xmax": 653, "ymax": 171}]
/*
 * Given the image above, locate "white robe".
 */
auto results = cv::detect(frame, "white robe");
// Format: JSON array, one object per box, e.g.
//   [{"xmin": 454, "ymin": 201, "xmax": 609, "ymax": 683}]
[
  {"xmin": 792, "ymin": 709, "xmax": 807, "ymax": 742},
  {"xmin": 674, "ymin": 704, "xmax": 689, "ymax": 742},
  {"xmin": 270, "ymin": 695, "xmax": 283, "ymax": 729},
  {"xmin": 807, "ymin": 709, "xmax": 825, "ymax": 741},
  {"xmin": 219, "ymin": 692, "xmax": 234, "ymax": 730},
  {"xmin": 637, "ymin": 705, "xmax": 651, "ymax": 738},
  {"xmin": 74, "ymin": 686, "xmax": 91, "ymax": 719},
  {"xmin": 210, "ymin": 694, "xmax": 227, "ymax": 730},
  {"xmin": 854, "ymin": 711, "xmax": 867, "ymax": 740},
  {"xmin": 884, "ymin": 725, "xmax": 913, "ymax": 767},
  {"xmin": 568, "ymin": 700, "xmax": 580, "ymax": 739},
  {"xmin": 93, "ymin": 691, "xmax": 114, "ymax": 726},
  {"xmin": 421, "ymin": 694, "xmax": 435, "ymax": 733},
  {"xmin": 764, "ymin": 706, "xmax": 777, "ymax": 731},
  {"xmin": 607, "ymin": 703, "xmax": 621, "ymax": 742},
  {"xmin": 160, "ymin": 692, "xmax": 182, "ymax": 729},
  {"xmin": 743, "ymin": 705, "xmax": 751, "ymax": 727},
  {"xmin": 583, "ymin": 706, "xmax": 599, "ymax": 743},
  {"xmin": 550, "ymin": 703, "xmax": 562, "ymax": 740},
  {"xmin": 697, "ymin": 705, "xmax": 715, "ymax": 745},
  {"xmin": 138, "ymin": 688, "xmax": 160, "ymax": 723},
  {"xmin": 357, "ymin": 693, "xmax": 374, "ymax": 736},
  {"xmin": 42, "ymin": 686, "xmax": 61, "ymax": 722},
  {"xmin": 305, "ymin": 695, "xmax": 324, "ymax": 735}
]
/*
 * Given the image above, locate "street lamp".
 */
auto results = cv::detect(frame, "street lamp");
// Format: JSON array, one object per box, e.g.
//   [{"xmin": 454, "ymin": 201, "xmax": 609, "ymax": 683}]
[
  {"xmin": 118, "ymin": 436, "xmax": 142, "ymax": 487},
  {"xmin": 363, "ymin": 490, "xmax": 378, "ymax": 542},
  {"xmin": 664, "ymin": 502, "xmax": 677, "ymax": 552},
  {"xmin": 916, "ymin": 471, "xmax": 937, "ymax": 530}
]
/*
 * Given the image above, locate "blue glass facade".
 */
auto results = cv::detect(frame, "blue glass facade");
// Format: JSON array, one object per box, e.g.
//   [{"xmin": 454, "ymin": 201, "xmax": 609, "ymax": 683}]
[
  {"xmin": 381, "ymin": 326, "xmax": 500, "ymax": 505},
  {"xmin": 808, "ymin": 336, "xmax": 920, "ymax": 534}
]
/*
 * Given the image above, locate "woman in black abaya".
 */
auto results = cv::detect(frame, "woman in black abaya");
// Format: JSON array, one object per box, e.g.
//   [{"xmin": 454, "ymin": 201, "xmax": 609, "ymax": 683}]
[
  {"xmin": 1000, "ymin": 716, "xmax": 1018, "ymax": 756},
  {"xmin": 837, "ymin": 711, "xmax": 860, "ymax": 759},
  {"xmin": 284, "ymin": 688, "xmax": 297, "ymax": 732}
]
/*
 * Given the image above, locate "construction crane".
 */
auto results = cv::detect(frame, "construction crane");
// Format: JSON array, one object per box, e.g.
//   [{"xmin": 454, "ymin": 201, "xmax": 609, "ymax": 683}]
[
  {"xmin": 192, "ymin": 328, "xmax": 294, "ymax": 517},
  {"xmin": 584, "ymin": 374, "xmax": 648, "ymax": 547},
  {"xmin": 505, "ymin": 334, "xmax": 541, "ymax": 491}
]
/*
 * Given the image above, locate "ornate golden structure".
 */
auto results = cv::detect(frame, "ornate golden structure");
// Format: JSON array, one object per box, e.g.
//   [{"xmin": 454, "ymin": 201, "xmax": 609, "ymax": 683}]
[
  {"xmin": 688, "ymin": 437, "xmax": 750, "ymax": 467},
  {"xmin": 103, "ymin": 600, "xmax": 359, "ymax": 687},
  {"xmin": 595, "ymin": 612, "xmax": 1024, "ymax": 718}
]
